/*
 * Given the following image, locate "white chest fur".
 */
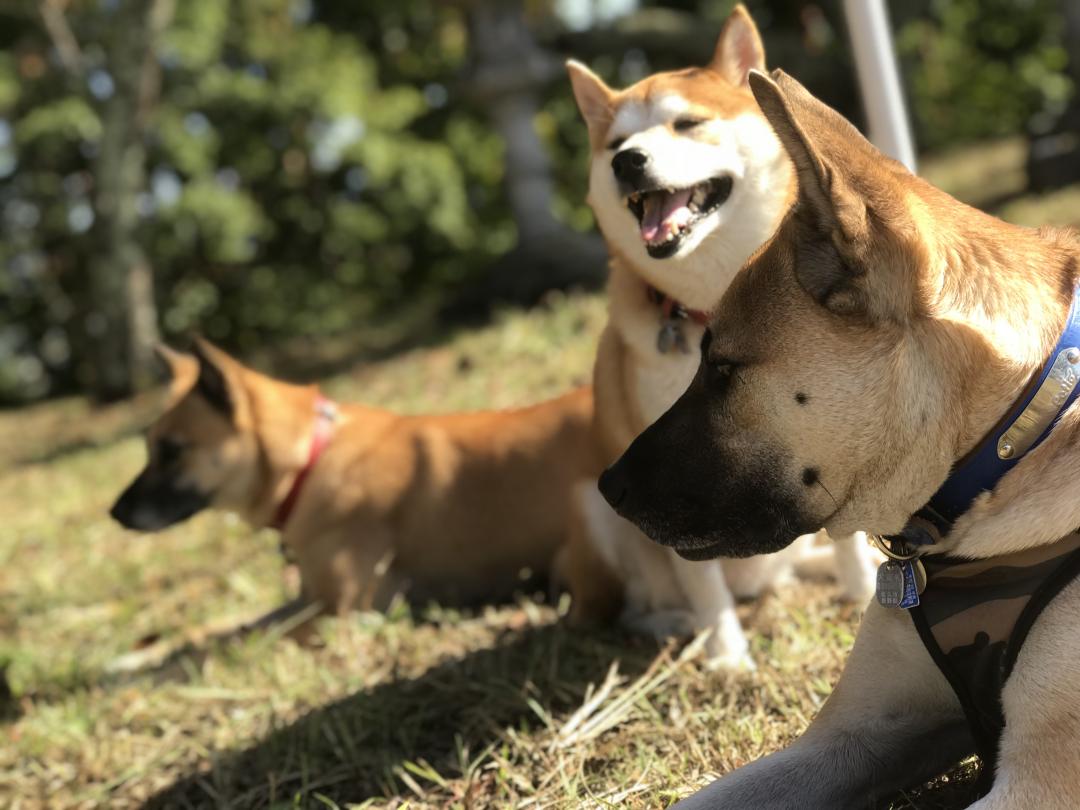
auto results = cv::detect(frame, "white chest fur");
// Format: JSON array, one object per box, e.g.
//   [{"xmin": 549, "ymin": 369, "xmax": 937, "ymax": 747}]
[
  {"xmin": 606, "ymin": 263, "xmax": 707, "ymax": 430},
  {"xmin": 631, "ymin": 323, "xmax": 704, "ymax": 426}
]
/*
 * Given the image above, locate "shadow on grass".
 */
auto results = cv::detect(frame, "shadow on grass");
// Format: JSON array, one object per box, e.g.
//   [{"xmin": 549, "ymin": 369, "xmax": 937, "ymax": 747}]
[
  {"xmin": 142, "ymin": 621, "xmax": 657, "ymax": 809},
  {"xmin": 5, "ymin": 280, "xmax": 605, "ymax": 471},
  {"xmin": 11, "ymin": 428, "xmax": 145, "ymax": 469},
  {"xmin": 1, "ymin": 393, "xmax": 160, "ymax": 469},
  {"xmin": 130, "ymin": 610, "xmax": 986, "ymax": 810},
  {"xmin": 259, "ymin": 279, "xmax": 605, "ymax": 389},
  {"xmin": 0, "ymin": 663, "xmax": 20, "ymax": 723},
  {"xmin": 3, "ymin": 318, "xmax": 453, "ymax": 471}
]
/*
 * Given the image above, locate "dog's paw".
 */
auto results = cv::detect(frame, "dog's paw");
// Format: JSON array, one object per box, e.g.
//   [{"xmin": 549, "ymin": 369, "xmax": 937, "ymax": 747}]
[
  {"xmin": 701, "ymin": 627, "xmax": 755, "ymax": 672},
  {"xmin": 831, "ymin": 531, "xmax": 881, "ymax": 606},
  {"xmin": 702, "ymin": 648, "xmax": 757, "ymax": 673},
  {"xmin": 723, "ymin": 553, "xmax": 797, "ymax": 600},
  {"xmin": 838, "ymin": 573, "xmax": 877, "ymax": 607}
]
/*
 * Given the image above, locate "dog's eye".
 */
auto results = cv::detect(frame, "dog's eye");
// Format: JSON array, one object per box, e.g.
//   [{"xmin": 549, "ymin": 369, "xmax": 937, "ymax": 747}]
[
  {"xmin": 673, "ymin": 117, "xmax": 705, "ymax": 132},
  {"xmin": 156, "ymin": 438, "xmax": 184, "ymax": 465},
  {"xmin": 607, "ymin": 136, "xmax": 625, "ymax": 151},
  {"xmin": 705, "ymin": 357, "xmax": 739, "ymax": 387}
]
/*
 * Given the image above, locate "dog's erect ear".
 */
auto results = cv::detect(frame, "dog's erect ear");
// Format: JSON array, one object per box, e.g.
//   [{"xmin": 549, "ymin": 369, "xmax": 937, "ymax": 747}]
[
  {"xmin": 190, "ymin": 338, "xmax": 235, "ymax": 417},
  {"xmin": 749, "ymin": 69, "xmax": 868, "ymax": 242},
  {"xmin": 566, "ymin": 59, "xmax": 615, "ymax": 145},
  {"xmin": 153, "ymin": 343, "xmax": 195, "ymax": 383},
  {"xmin": 750, "ymin": 69, "xmax": 884, "ymax": 316},
  {"xmin": 709, "ymin": 4, "xmax": 765, "ymax": 89}
]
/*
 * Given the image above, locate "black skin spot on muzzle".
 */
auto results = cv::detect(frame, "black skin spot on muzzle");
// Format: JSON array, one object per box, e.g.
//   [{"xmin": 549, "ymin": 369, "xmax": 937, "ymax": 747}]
[
  {"xmin": 110, "ymin": 470, "xmax": 210, "ymax": 532},
  {"xmin": 598, "ymin": 386, "xmax": 818, "ymax": 560}
]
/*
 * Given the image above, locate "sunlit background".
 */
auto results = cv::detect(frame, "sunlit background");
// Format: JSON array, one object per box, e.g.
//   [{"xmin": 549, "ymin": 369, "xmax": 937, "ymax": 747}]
[{"xmin": 1, "ymin": 0, "xmax": 1076, "ymax": 404}]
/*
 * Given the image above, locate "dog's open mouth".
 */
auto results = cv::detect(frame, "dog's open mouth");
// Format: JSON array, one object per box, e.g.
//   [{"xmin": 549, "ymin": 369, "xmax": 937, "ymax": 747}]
[{"xmin": 626, "ymin": 175, "xmax": 734, "ymax": 258}]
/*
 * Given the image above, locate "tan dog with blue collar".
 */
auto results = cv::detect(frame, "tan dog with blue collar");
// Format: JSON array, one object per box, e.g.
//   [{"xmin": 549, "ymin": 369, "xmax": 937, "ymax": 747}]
[
  {"xmin": 602, "ymin": 68, "xmax": 1080, "ymax": 808},
  {"xmin": 561, "ymin": 4, "xmax": 879, "ymax": 669}
]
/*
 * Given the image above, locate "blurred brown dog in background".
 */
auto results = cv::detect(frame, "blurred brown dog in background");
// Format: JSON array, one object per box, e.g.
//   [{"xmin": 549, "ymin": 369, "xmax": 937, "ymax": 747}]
[{"xmin": 111, "ymin": 340, "xmax": 605, "ymax": 638}]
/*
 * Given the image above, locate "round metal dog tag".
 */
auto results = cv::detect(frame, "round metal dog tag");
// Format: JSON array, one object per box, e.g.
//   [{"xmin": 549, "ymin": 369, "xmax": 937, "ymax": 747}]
[
  {"xmin": 657, "ymin": 321, "xmax": 685, "ymax": 354},
  {"xmin": 876, "ymin": 561, "xmax": 906, "ymax": 608}
]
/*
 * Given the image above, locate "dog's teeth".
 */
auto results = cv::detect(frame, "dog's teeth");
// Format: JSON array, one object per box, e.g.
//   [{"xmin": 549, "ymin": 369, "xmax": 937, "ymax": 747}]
[{"xmin": 691, "ymin": 185, "xmax": 708, "ymax": 207}]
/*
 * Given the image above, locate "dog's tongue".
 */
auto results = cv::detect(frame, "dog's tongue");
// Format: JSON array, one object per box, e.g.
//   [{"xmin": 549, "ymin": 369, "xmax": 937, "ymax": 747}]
[{"xmin": 640, "ymin": 189, "xmax": 693, "ymax": 243}]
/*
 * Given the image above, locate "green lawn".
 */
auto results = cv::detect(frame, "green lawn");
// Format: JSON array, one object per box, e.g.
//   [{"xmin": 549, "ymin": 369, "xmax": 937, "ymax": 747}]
[{"xmin": 1, "ymin": 141, "xmax": 1073, "ymax": 809}]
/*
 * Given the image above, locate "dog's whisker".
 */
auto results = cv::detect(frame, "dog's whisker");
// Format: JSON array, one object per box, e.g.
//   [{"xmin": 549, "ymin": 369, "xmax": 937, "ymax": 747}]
[{"xmin": 815, "ymin": 479, "xmax": 840, "ymax": 511}]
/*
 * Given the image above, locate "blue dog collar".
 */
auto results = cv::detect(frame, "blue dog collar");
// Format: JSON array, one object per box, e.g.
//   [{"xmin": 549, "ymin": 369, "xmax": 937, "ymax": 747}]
[{"xmin": 915, "ymin": 285, "xmax": 1080, "ymax": 537}]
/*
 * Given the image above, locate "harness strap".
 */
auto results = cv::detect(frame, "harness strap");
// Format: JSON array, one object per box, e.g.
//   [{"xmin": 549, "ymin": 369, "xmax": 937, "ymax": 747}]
[
  {"xmin": 909, "ymin": 605, "xmax": 998, "ymax": 796},
  {"xmin": 909, "ymin": 531, "xmax": 1080, "ymax": 791},
  {"xmin": 1003, "ymin": 542, "xmax": 1080, "ymax": 680}
]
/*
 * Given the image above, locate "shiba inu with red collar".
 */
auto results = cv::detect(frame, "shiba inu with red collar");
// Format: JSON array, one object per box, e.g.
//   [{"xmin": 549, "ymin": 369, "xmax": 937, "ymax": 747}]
[{"xmin": 560, "ymin": 5, "xmax": 879, "ymax": 669}]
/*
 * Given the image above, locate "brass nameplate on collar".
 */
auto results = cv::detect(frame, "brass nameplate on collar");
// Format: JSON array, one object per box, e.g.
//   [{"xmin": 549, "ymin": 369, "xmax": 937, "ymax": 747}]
[{"xmin": 998, "ymin": 346, "xmax": 1080, "ymax": 460}]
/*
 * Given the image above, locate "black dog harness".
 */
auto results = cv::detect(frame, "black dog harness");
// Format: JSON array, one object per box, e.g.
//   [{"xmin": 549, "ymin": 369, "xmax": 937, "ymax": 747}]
[
  {"xmin": 911, "ymin": 533, "xmax": 1080, "ymax": 772},
  {"xmin": 875, "ymin": 284, "xmax": 1080, "ymax": 782}
]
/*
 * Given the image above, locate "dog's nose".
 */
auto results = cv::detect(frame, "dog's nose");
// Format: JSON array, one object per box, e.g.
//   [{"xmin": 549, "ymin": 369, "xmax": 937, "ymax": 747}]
[
  {"xmin": 109, "ymin": 496, "xmax": 131, "ymax": 527},
  {"xmin": 598, "ymin": 463, "xmax": 629, "ymax": 511},
  {"xmin": 611, "ymin": 148, "xmax": 649, "ymax": 184}
]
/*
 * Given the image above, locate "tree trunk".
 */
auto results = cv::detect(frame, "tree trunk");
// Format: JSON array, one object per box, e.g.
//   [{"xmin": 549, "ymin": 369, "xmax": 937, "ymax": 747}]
[
  {"xmin": 85, "ymin": 0, "xmax": 172, "ymax": 400},
  {"xmin": 464, "ymin": 0, "xmax": 607, "ymax": 305},
  {"xmin": 1066, "ymin": 0, "xmax": 1080, "ymax": 88},
  {"xmin": 1026, "ymin": 0, "xmax": 1080, "ymax": 192}
]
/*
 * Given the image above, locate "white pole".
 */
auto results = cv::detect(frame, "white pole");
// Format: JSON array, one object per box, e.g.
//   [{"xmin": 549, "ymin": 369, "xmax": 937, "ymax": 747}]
[{"xmin": 842, "ymin": 0, "xmax": 917, "ymax": 172}]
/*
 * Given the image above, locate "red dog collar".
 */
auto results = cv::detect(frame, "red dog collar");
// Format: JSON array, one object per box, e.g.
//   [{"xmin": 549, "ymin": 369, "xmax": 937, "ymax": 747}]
[
  {"xmin": 645, "ymin": 284, "xmax": 709, "ymax": 325},
  {"xmin": 271, "ymin": 394, "xmax": 337, "ymax": 530}
]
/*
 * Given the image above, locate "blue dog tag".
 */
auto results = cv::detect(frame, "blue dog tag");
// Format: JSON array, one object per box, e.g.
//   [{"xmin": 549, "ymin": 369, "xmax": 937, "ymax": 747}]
[{"xmin": 898, "ymin": 560, "xmax": 921, "ymax": 609}]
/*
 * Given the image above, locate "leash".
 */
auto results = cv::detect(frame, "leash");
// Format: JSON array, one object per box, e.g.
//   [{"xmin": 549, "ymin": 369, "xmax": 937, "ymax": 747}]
[
  {"xmin": 874, "ymin": 284, "xmax": 1080, "ymax": 609},
  {"xmin": 271, "ymin": 394, "xmax": 338, "ymax": 530},
  {"xmin": 645, "ymin": 284, "xmax": 708, "ymax": 354}
]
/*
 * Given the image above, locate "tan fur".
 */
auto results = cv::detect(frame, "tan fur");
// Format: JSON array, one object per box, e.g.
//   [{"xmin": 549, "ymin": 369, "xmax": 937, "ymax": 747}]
[
  {"xmin": 563, "ymin": 5, "xmax": 878, "ymax": 667},
  {"xmin": 622, "ymin": 70, "xmax": 1080, "ymax": 808},
  {"xmin": 117, "ymin": 342, "xmax": 611, "ymax": 630}
]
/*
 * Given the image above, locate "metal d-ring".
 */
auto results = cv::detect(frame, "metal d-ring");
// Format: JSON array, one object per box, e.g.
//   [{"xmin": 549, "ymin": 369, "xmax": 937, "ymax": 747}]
[{"xmin": 869, "ymin": 534, "xmax": 920, "ymax": 561}]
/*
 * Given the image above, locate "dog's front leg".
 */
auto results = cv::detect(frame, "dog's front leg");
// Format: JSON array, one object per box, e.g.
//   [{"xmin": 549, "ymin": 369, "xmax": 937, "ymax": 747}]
[
  {"xmin": 666, "ymin": 552, "xmax": 751, "ymax": 670},
  {"xmin": 674, "ymin": 602, "xmax": 973, "ymax": 809},
  {"xmin": 830, "ymin": 531, "xmax": 878, "ymax": 604}
]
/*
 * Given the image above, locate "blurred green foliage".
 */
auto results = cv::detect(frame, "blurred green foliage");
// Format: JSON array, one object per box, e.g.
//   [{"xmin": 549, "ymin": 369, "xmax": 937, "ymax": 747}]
[
  {"xmin": 0, "ymin": 0, "xmax": 1073, "ymax": 402},
  {"xmin": 1, "ymin": 0, "xmax": 511, "ymax": 401},
  {"xmin": 896, "ymin": 0, "xmax": 1070, "ymax": 150}
]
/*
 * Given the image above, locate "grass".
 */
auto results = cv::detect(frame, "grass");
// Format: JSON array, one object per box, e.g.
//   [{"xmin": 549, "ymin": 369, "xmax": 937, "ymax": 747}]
[{"xmin": 1, "ymin": 140, "xmax": 1074, "ymax": 809}]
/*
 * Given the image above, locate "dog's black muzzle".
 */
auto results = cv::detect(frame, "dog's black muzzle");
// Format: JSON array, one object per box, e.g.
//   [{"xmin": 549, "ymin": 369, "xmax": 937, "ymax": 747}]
[
  {"xmin": 599, "ymin": 386, "xmax": 814, "ymax": 559},
  {"xmin": 110, "ymin": 470, "xmax": 210, "ymax": 532}
]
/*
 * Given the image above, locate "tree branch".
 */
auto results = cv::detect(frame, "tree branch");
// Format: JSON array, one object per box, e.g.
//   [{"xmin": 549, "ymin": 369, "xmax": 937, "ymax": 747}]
[{"xmin": 38, "ymin": 0, "xmax": 84, "ymax": 76}]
